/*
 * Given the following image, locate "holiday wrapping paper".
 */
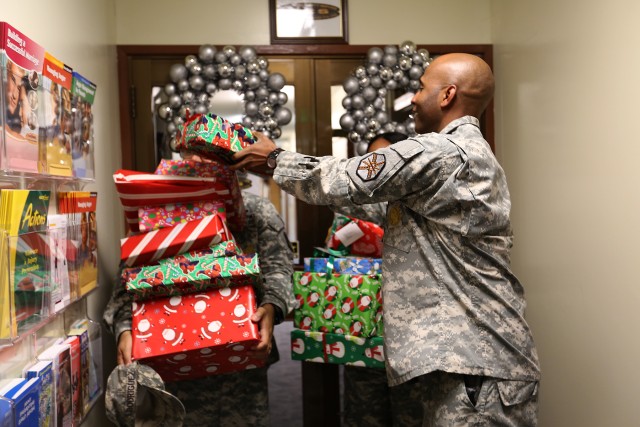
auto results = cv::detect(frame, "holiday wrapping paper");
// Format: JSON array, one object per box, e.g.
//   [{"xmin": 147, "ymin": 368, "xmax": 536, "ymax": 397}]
[
  {"xmin": 138, "ymin": 200, "xmax": 226, "ymax": 233},
  {"xmin": 176, "ymin": 112, "xmax": 255, "ymax": 164},
  {"xmin": 114, "ymin": 168, "xmax": 244, "ymax": 232},
  {"xmin": 293, "ymin": 272, "xmax": 382, "ymax": 337},
  {"xmin": 154, "ymin": 159, "xmax": 245, "ymax": 231},
  {"xmin": 120, "ymin": 213, "xmax": 230, "ymax": 267},
  {"xmin": 132, "ymin": 285, "xmax": 265, "ymax": 381},
  {"xmin": 304, "ymin": 257, "xmax": 383, "ymax": 275},
  {"xmin": 326, "ymin": 215, "xmax": 384, "ymax": 258},
  {"xmin": 290, "ymin": 329, "xmax": 385, "ymax": 369},
  {"xmin": 123, "ymin": 250, "xmax": 261, "ymax": 301}
]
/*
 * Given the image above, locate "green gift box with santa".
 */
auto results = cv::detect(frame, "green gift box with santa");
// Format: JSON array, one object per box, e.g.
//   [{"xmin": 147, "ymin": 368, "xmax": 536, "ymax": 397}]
[
  {"xmin": 293, "ymin": 271, "xmax": 382, "ymax": 337},
  {"xmin": 290, "ymin": 329, "xmax": 385, "ymax": 369}
]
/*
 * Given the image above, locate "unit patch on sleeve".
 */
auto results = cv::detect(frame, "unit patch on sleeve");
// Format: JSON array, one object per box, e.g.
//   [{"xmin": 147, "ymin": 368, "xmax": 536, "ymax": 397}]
[{"xmin": 356, "ymin": 153, "xmax": 386, "ymax": 181}]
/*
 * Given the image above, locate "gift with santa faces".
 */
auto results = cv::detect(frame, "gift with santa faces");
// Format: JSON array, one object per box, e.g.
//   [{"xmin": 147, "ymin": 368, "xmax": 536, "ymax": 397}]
[
  {"xmin": 131, "ymin": 284, "xmax": 265, "ymax": 381},
  {"xmin": 290, "ymin": 329, "xmax": 385, "ymax": 369},
  {"xmin": 325, "ymin": 214, "xmax": 384, "ymax": 258},
  {"xmin": 293, "ymin": 271, "xmax": 382, "ymax": 337}
]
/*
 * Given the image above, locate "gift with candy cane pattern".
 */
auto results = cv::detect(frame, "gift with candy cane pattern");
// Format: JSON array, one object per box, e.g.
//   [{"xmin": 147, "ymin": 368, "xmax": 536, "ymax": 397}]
[
  {"xmin": 132, "ymin": 285, "xmax": 265, "ymax": 381},
  {"xmin": 120, "ymin": 213, "xmax": 231, "ymax": 267}
]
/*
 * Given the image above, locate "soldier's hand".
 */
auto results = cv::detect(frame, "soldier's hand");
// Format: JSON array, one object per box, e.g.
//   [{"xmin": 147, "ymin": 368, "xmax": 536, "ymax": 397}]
[
  {"xmin": 117, "ymin": 330, "xmax": 133, "ymax": 365},
  {"xmin": 231, "ymin": 132, "xmax": 277, "ymax": 174},
  {"xmin": 249, "ymin": 303, "xmax": 275, "ymax": 359}
]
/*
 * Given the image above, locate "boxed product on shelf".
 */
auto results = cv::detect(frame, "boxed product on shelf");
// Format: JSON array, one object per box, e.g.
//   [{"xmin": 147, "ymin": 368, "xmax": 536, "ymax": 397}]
[
  {"xmin": 0, "ymin": 376, "xmax": 41, "ymax": 427},
  {"xmin": 24, "ymin": 359, "xmax": 54, "ymax": 427},
  {"xmin": 0, "ymin": 189, "xmax": 51, "ymax": 340},
  {"xmin": 0, "ymin": 395, "xmax": 13, "ymax": 426},
  {"xmin": 39, "ymin": 52, "xmax": 73, "ymax": 176},
  {"xmin": 132, "ymin": 285, "xmax": 265, "ymax": 382},
  {"xmin": 290, "ymin": 329, "xmax": 385, "ymax": 369},
  {"xmin": 70, "ymin": 71, "xmax": 96, "ymax": 179},
  {"xmin": 38, "ymin": 342, "xmax": 73, "ymax": 427},
  {"xmin": 62, "ymin": 336, "xmax": 81, "ymax": 426},
  {"xmin": 67, "ymin": 318, "xmax": 102, "ymax": 409},
  {"xmin": 0, "ymin": 22, "xmax": 46, "ymax": 173},
  {"xmin": 57, "ymin": 191, "xmax": 98, "ymax": 298}
]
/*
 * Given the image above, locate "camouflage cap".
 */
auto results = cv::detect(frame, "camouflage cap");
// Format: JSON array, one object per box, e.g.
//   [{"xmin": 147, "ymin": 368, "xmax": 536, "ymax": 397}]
[{"xmin": 105, "ymin": 362, "xmax": 185, "ymax": 426}]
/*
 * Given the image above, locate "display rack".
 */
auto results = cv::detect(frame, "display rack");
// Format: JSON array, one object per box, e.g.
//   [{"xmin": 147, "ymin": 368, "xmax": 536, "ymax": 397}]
[{"xmin": 0, "ymin": 170, "xmax": 102, "ymax": 425}]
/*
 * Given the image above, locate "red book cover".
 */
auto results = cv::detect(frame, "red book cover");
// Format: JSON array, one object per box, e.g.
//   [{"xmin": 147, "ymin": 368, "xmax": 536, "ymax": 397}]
[
  {"xmin": 0, "ymin": 22, "xmax": 45, "ymax": 172},
  {"xmin": 63, "ymin": 336, "xmax": 81, "ymax": 426}
]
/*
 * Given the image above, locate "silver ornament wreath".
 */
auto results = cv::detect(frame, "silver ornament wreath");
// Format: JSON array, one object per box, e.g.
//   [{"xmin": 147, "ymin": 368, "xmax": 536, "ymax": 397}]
[
  {"xmin": 157, "ymin": 44, "xmax": 293, "ymax": 150},
  {"xmin": 339, "ymin": 41, "xmax": 431, "ymax": 155}
]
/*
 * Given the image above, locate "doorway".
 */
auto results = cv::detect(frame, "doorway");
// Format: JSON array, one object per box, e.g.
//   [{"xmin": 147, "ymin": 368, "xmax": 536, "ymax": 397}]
[{"xmin": 117, "ymin": 43, "xmax": 493, "ymax": 427}]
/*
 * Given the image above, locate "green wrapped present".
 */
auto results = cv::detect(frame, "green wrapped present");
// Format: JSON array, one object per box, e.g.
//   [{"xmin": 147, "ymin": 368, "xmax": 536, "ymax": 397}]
[
  {"xmin": 290, "ymin": 329, "xmax": 385, "ymax": 369},
  {"xmin": 123, "ymin": 248, "xmax": 260, "ymax": 301},
  {"xmin": 178, "ymin": 112, "xmax": 255, "ymax": 164},
  {"xmin": 293, "ymin": 271, "xmax": 382, "ymax": 337}
]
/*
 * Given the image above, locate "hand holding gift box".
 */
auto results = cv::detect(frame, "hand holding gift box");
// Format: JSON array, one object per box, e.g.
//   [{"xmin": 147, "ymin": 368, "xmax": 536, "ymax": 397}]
[{"xmin": 131, "ymin": 285, "xmax": 265, "ymax": 382}]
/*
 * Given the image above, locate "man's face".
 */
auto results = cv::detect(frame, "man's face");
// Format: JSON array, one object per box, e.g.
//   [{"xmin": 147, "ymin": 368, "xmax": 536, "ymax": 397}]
[
  {"xmin": 6, "ymin": 62, "xmax": 25, "ymax": 114},
  {"xmin": 411, "ymin": 65, "xmax": 444, "ymax": 134}
]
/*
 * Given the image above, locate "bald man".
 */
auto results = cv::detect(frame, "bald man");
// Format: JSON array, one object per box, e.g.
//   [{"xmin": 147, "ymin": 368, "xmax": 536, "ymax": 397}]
[{"xmin": 233, "ymin": 53, "xmax": 541, "ymax": 426}]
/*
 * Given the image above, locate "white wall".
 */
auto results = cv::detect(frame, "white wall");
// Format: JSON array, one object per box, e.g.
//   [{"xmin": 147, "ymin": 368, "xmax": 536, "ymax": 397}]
[
  {"xmin": 491, "ymin": 0, "xmax": 640, "ymax": 425},
  {"xmin": 114, "ymin": 0, "xmax": 491, "ymax": 45},
  {"xmin": 2, "ymin": 1, "xmax": 122, "ymax": 425}
]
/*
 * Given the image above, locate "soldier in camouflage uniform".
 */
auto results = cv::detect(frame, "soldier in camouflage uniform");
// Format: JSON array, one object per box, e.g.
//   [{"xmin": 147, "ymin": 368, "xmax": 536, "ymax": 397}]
[
  {"xmin": 338, "ymin": 132, "xmax": 424, "ymax": 427},
  {"xmin": 232, "ymin": 53, "xmax": 541, "ymax": 426},
  {"xmin": 103, "ymin": 183, "xmax": 296, "ymax": 427}
]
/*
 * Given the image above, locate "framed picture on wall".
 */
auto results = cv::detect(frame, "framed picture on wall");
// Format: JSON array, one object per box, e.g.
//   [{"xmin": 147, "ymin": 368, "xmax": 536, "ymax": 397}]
[{"xmin": 269, "ymin": 0, "xmax": 348, "ymax": 44}]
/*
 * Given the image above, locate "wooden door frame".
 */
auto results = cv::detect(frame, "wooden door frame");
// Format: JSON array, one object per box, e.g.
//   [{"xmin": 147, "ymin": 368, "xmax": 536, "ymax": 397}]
[{"xmin": 116, "ymin": 43, "xmax": 493, "ymax": 427}]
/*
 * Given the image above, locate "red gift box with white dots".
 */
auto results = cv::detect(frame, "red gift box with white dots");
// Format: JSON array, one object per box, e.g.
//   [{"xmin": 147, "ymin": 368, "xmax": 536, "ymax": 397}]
[{"xmin": 131, "ymin": 284, "xmax": 265, "ymax": 381}]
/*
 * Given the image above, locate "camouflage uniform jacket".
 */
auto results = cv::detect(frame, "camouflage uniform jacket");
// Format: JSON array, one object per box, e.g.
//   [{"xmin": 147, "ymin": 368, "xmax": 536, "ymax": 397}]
[
  {"xmin": 103, "ymin": 191, "xmax": 296, "ymax": 364},
  {"xmin": 273, "ymin": 116, "xmax": 541, "ymax": 386}
]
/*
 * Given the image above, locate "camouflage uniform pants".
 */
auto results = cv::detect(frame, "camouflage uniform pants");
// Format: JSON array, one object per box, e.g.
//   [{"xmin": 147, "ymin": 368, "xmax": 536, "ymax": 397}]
[
  {"xmin": 166, "ymin": 366, "xmax": 269, "ymax": 427},
  {"xmin": 343, "ymin": 365, "xmax": 423, "ymax": 427},
  {"xmin": 420, "ymin": 371, "xmax": 539, "ymax": 427}
]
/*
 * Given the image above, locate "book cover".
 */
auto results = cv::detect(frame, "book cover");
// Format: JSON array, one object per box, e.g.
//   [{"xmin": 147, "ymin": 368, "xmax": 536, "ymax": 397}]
[
  {"xmin": 47, "ymin": 214, "xmax": 70, "ymax": 313},
  {"xmin": 66, "ymin": 326, "xmax": 89, "ymax": 415},
  {"xmin": 1, "ymin": 377, "xmax": 40, "ymax": 427},
  {"xmin": 24, "ymin": 359, "xmax": 53, "ymax": 427},
  {"xmin": 62, "ymin": 336, "xmax": 80, "ymax": 425},
  {"xmin": 38, "ymin": 343, "xmax": 72, "ymax": 427},
  {"xmin": 0, "ymin": 189, "xmax": 51, "ymax": 339},
  {"xmin": 39, "ymin": 52, "xmax": 73, "ymax": 176},
  {"xmin": 0, "ymin": 22, "xmax": 45, "ymax": 172},
  {"xmin": 68, "ymin": 319, "xmax": 100, "ymax": 406},
  {"xmin": 70, "ymin": 72, "xmax": 96, "ymax": 179},
  {"xmin": 57, "ymin": 192, "xmax": 97, "ymax": 298}
]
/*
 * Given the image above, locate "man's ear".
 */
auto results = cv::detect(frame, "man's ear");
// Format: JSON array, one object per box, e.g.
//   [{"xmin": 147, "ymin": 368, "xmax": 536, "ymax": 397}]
[{"xmin": 440, "ymin": 85, "xmax": 457, "ymax": 107}]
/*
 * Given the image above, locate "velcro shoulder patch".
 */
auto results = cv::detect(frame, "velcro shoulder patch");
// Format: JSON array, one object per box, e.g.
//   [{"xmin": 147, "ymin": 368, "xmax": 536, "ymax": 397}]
[{"xmin": 355, "ymin": 153, "xmax": 386, "ymax": 181}]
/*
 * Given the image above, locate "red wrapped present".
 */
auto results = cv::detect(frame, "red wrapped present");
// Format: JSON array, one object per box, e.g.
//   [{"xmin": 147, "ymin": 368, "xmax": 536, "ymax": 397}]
[
  {"xmin": 113, "ymin": 168, "xmax": 244, "ymax": 232},
  {"xmin": 120, "ymin": 214, "xmax": 230, "ymax": 267},
  {"xmin": 132, "ymin": 285, "xmax": 265, "ymax": 381},
  {"xmin": 138, "ymin": 200, "xmax": 226, "ymax": 232},
  {"xmin": 326, "ymin": 215, "xmax": 384, "ymax": 258},
  {"xmin": 154, "ymin": 159, "xmax": 245, "ymax": 231}
]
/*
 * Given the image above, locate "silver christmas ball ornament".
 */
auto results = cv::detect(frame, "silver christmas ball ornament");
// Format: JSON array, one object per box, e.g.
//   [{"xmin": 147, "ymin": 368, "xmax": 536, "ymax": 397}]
[
  {"xmin": 198, "ymin": 45, "xmax": 216, "ymax": 63},
  {"xmin": 169, "ymin": 64, "xmax": 188, "ymax": 82},
  {"xmin": 367, "ymin": 47, "xmax": 384, "ymax": 64},
  {"xmin": 267, "ymin": 73, "xmax": 286, "ymax": 91},
  {"xmin": 239, "ymin": 46, "xmax": 257, "ymax": 62},
  {"xmin": 275, "ymin": 107, "xmax": 292, "ymax": 125},
  {"xmin": 343, "ymin": 76, "xmax": 360, "ymax": 95},
  {"xmin": 218, "ymin": 79, "xmax": 232, "ymax": 90},
  {"xmin": 184, "ymin": 55, "xmax": 198, "ymax": 68},
  {"xmin": 339, "ymin": 113, "xmax": 355, "ymax": 131}
]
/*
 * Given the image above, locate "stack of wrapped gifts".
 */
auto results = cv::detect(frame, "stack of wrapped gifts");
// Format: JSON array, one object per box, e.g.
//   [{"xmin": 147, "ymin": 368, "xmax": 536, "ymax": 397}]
[
  {"xmin": 113, "ymin": 113, "xmax": 265, "ymax": 382},
  {"xmin": 291, "ymin": 215, "xmax": 386, "ymax": 369}
]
